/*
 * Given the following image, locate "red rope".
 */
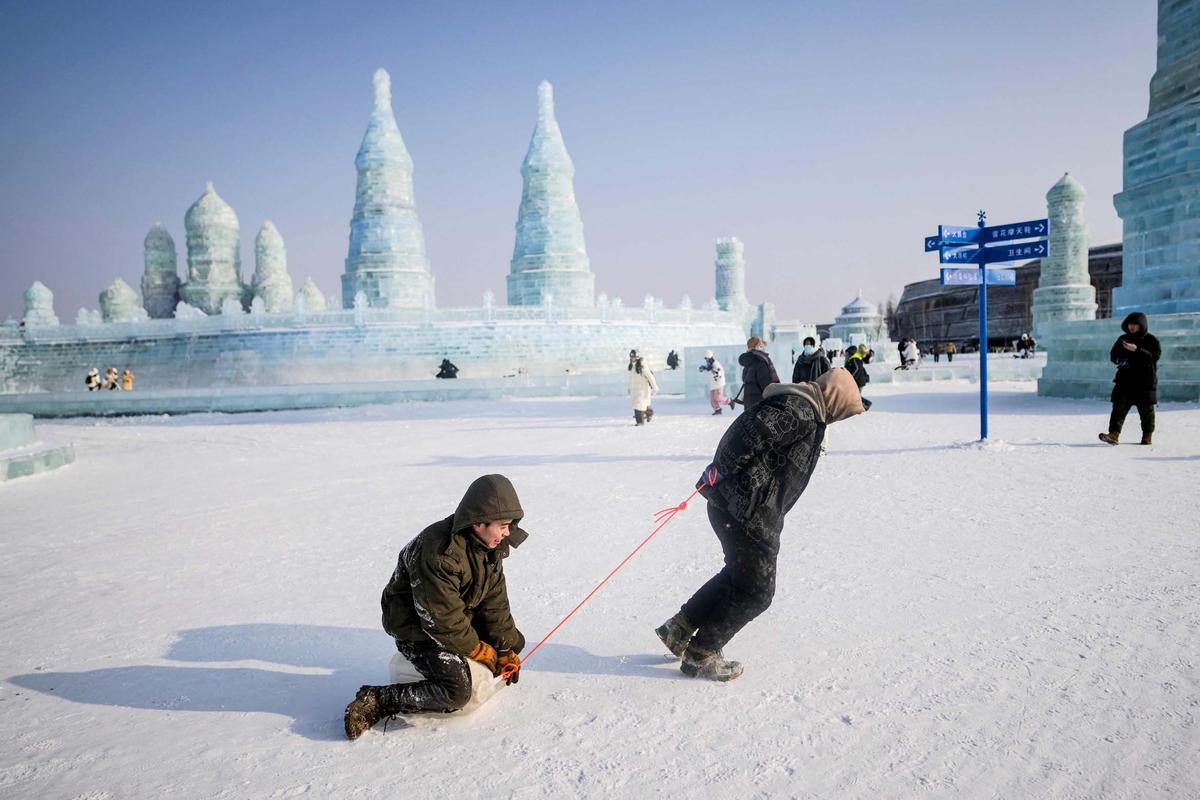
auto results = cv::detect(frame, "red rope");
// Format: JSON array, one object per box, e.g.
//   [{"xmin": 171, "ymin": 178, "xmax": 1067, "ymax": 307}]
[{"xmin": 501, "ymin": 466, "xmax": 719, "ymax": 680}]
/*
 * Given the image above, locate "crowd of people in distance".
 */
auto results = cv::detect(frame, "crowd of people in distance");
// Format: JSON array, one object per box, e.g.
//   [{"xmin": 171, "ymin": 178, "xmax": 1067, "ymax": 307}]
[{"xmin": 85, "ymin": 366, "xmax": 133, "ymax": 391}]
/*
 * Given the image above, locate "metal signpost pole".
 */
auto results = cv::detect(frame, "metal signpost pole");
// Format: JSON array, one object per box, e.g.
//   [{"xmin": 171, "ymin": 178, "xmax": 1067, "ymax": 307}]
[
  {"xmin": 977, "ymin": 209, "xmax": 988, "ymax": 440},
  {"xmin": 927, "ymin": 211, "xmax": 1044, "ymax": 443}
]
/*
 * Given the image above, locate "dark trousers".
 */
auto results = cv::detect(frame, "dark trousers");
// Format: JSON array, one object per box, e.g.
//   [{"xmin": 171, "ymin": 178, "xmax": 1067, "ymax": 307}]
[
  {"xmin": 377, "ymin": 639, "xmax": 472, "ymax": 715},
  {"xmin": 1109, "ymin": 395, "xmax": 1156, "ymax": 435},
  {"xmin": 681, "ymin": 504, "xmax": 777, "ymax": 652}
]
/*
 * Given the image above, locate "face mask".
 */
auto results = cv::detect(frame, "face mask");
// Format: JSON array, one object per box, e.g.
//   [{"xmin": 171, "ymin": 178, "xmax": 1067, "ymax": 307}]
[{"xmin": 802, "ymin": 345, "xmax": 815, "ymax": 355}]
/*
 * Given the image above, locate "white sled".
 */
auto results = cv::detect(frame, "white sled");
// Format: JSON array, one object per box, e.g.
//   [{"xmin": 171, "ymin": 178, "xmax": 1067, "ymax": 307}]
[{"xmin": 388, "ymin": 652, "xmax": 502, "ymax": 716}]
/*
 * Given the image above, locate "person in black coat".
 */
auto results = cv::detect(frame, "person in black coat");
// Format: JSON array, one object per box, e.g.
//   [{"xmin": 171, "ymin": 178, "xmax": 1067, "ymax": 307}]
[
  {"xmin": 791, "ymin": 337, "xmax": 831, "ymax": 383},
  {"xmin": 436, "ymin": 359, "xmax": 459, "ymax": 379},
  {"xmin": 1100, "ymin": 311, "xmax": 1161, "ymax": 445},
  {"xmin": 654, "ymin": 368, "xmax": 866, "ymax": 681},
  {"xmin": 737, "ymin": 337, "xmax": 779, "ymax": 412}
]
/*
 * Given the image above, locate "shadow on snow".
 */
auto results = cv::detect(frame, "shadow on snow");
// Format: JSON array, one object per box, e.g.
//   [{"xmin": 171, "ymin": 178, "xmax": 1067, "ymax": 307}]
[{"xmin": 8, "ymin": 623, "xmax": 681, "ymax": 741}]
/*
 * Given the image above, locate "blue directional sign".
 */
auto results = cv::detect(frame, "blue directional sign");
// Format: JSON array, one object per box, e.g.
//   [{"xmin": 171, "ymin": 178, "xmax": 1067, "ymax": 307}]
[
  {"xmin": 980, "ymin": 218, "xmax": 1047, "ymax": 244},
  {"xmin": 923, "ymin": 209, "xmax": 1042, "ymax": 442},
  {"xmin": 938, "ymin": 224, "xmax": 982, "ymax": 245},
  {"xmin": 939, "ymin": 239, "xmax": 1047, "ymax": 265},
  {"xmin": 940, "ymin": 268, "xmax": 1017, "ymax": 286}
]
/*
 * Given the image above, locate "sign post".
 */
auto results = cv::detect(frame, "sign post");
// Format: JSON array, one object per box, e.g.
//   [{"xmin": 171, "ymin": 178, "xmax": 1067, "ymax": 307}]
[{"xmin": 923, "ymin": 210, "xmax": 1049, "ymax": 440}]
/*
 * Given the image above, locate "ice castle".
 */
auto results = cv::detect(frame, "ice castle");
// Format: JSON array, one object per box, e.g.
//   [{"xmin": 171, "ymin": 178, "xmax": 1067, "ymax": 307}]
[{"xmin": 0, "ymin": 70, "xmax": 773, "ymax": 411}]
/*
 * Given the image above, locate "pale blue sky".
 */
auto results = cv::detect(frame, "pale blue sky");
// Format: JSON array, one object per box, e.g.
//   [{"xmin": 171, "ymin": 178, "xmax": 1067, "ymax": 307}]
[{"xmin": 0, "ymin": 1, "xmax": 1157, "ymax": 322}]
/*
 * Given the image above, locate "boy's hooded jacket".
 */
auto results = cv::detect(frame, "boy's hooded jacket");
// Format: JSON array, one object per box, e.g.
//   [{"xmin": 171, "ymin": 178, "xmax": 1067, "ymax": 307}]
[
  {"xmin": 699, "ymin": 368, "xmax": 864, "ymax": 547},
  {"xmin": 381, "ymin": 474, "xmax": 528, "ymax": 655},
  {"xmin": 1110, "ymin": 312, "xmax": 1162, "ymax": 404}
]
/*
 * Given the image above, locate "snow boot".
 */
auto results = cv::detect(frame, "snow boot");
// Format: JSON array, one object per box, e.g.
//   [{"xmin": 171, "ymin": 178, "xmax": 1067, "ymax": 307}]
[
  {"xmin": 681, "ymin": 644, "xmax": 743, "ymax": 681},
  {"xmin": 1140, "ymin": 433, "xmax": 1152, "ymax": 445},
  {"xmin": 654, "ymin": 612, "xmax": 696, "ymax": 659},
  {"xmin": 1098, "ymin": 432, "xmax": 1119, "ymax": 445},
  {"xmin": 634, "ymin": 410, "xmax": 645, "ymax": 426},
  {"xmin": 712, "ymin": 408, "xmax": 723, "ymax": 415},
  {"xmin": 345, "ymin": 685, "xmax": 385, "ymax": 740},
  {"xmin": 645, "ymin": 407, "xmax": 654, "ymax": 423}
]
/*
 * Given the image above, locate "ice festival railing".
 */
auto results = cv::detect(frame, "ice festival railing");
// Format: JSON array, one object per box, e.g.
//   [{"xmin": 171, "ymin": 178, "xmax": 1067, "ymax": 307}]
[{"xmin": 1, "ymin": 305, "xmax": 739, "ymax": 343}]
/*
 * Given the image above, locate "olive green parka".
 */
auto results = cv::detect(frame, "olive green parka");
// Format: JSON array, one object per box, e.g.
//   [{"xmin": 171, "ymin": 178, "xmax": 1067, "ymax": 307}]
[{"xmin": 381, "ymin": 474, "xmax": 528, "ymax": 656}]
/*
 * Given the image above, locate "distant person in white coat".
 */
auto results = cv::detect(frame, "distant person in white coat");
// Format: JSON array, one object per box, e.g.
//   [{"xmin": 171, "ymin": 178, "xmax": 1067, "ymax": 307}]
[
  {"xmin": 698, "ymin": 350, "xmax": 729, "ymax": 415},
  {"xmin": 627, "ymin": 349, "xmax": 659, "ymax": 425}
]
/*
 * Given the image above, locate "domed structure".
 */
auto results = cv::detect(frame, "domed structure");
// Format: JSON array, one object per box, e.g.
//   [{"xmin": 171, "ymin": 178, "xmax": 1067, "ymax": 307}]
[
  {"xmin": 141, "ymin": 222, "xmax": 180, "ymax": 319},
  {"xmin": 507, "ymin": 81, "xmax": 595, "ymax": 307},
  {"xmin": 341, "ymin": 68, "xmax": 435, "ymax": 309},
  {"xmin": 23, "ymin": 281, "xmax": 59, "ymax": 327},
  {"xmin": 100, "ymin": 277, "xmax": 141, "ymax": 322},
  {"xmin": 180, "ymin": 182, "xmax": 247, "ymax": 314},
  {"xmin": 829, "ymin": 293, "xmax": 885, "ymax": 344},
  {"xmin": 253, "ymin": 220, "xmax": 294, "ymax": 313},
  {"xmin": 296, "ymin": 278, "xmax": 327, "ymax": 313}
]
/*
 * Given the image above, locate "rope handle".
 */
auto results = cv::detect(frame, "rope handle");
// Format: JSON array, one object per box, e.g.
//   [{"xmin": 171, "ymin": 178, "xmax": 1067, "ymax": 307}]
[{"xmin": 500, "ymin": 466, "xmax": 719, "ymax": 680}]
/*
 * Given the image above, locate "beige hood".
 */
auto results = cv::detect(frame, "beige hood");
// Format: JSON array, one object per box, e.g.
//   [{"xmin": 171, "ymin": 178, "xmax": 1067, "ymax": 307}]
[{"xmin": 814, "ymin": 367, "xmax": 865, "ymax": 422}]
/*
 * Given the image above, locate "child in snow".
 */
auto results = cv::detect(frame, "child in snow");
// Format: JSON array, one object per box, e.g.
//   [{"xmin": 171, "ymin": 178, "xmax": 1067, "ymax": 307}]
[
  {"xmin": 344, "ymin": 474, "xmax": 529, "ymax": 739},
  {"xmin": 655, "ymin": 368, "xmax": 867, "ymax": 680}
]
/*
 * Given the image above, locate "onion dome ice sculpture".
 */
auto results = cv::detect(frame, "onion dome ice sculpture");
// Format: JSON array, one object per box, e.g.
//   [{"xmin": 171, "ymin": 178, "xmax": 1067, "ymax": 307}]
[
  {"xmin": 179, "ymin": 182, "xmax": 247, "ymax": 314},
  {"xmin": 252, "ymin": 220, "xmax": 294, "ymax": 312},
  {"xmin": 507, "ymin": 80, "xmax": 595, "ymax": 307},
  {"xmin": 141, "ymin": 222, "xmax": 181, "ymax": 319},
  {"xmin": 296, "ymin": 278, "xmax": 327, "ymax": 313},
  {"xmin": 23, "ymin": 281, "xmax": 59, "ymax": 326},
  {"xmin": 99, "ymin": 277, "xmax": 140, "ymax": 322},
  {"xmin": 341, "ymin": 68, "xmax": 435, "ymax": 309}
]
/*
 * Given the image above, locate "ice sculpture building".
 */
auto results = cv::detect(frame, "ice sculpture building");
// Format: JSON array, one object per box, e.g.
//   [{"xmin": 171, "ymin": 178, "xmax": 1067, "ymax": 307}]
[{"xmin": 0, "ymin": 70, "xmax": 775, "ymax": 408}]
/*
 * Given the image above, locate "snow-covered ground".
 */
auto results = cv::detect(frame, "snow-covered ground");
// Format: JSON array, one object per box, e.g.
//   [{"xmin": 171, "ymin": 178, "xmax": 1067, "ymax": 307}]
[{"xmin": 2, "ymin": 383, "xmax": 1198, "ymax": 799}]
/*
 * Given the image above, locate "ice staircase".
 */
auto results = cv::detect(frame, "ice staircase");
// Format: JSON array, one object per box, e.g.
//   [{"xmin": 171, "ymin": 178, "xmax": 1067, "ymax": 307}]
[
  {"xmin": 0, "ymin": 413, "xmax": 74, "ymax": 482},
  {"xmin": 1038, "ymin": 314, "xmax": 1200, "ymax": 402}
]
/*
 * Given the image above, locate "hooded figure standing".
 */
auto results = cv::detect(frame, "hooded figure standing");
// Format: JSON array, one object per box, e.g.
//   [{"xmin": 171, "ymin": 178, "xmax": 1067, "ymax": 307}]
[
  {"xmin": 628, "ymin": 349, "xmax": 659, "ymax": 425},
  {"xmin": 737, "ymin": 337, "xmax": 780, "ymax": 412},
  {"xmin": 791, "ymin": 337, "xmax": 831, "ymax": 384},
  {"xmin": 655, "ymin": 368, "xmax": 866, "ymax": 680},
  {"xmin": 344, "ymin": 475, "xmax": 529, "ymax": 739},
  {"xmin": 699, "ymin": 350, "xmax": 729, "ymax": 415},
  {"xmin": 1100, "ymin": 312, "xmax": 1161, "ymax": 445}
]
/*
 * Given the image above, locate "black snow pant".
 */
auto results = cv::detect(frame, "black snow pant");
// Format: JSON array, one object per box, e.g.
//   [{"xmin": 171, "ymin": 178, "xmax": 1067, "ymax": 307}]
[
  {"xmin": 376, "ymin": 639, "xmax": 473, "ymax": 715},
  {"xmin": 1109, "ymin": 394, "xmax": 1156, "ymax": 436},
  {"xmin": 681, "ymin": 503, "xmax": 778, "ymax": 653}
]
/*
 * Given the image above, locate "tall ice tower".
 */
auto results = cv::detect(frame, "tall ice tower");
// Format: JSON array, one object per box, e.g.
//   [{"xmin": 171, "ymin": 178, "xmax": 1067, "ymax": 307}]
[
  {"xmin": 342, "ymin": 68, "xmax": 435, "ymax": 309},
  {"xmin": 1111, "ymin": 0, "xmax": 1200, "ymax": 314},
  {"xmin": 507, "ymin": 81, "xmax": 595, "ymax": 307}
]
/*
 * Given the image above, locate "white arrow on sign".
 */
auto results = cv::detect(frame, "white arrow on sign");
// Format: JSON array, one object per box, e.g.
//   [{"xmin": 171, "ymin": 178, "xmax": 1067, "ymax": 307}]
[{"xmin": 1035, "ymin": 223, "xmax": 1046, "ymax": 234}]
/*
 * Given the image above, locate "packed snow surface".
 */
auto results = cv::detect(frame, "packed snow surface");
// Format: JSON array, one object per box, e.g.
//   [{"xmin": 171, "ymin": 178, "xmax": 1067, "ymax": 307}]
[{"xmin": 2, "ymin": 383, "xmax": 1197, "ymax": 798}]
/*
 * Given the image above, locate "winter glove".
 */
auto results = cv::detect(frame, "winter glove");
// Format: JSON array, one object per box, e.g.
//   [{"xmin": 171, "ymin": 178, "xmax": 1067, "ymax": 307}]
[
  {"xmin": 497, "ymin": 650, "xmax": 521, "ymax": 685},
  {"xmin": 468, "ymin": 641, "xmax": 499, "ymax": 675}
]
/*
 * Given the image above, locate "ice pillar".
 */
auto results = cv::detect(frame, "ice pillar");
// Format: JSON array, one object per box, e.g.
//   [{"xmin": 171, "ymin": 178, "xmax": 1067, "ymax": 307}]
[
  {"xmin": 23, "ymin": 281, "xmax": 59, "ymax": 327},
  {"xmin": 342, "ymin": 68, "xmax": 434, "ymax": 309},
  {"xmin": 507, "ymin": 81, "xmax": 595, "ymax": 307},
  {"xmin": 715, "ymin": 237, "xmax": 749, "ymax": 314},
  {"xmin": 1032, "ymin": 173, "xmax": 1096, "ymax": 336}
]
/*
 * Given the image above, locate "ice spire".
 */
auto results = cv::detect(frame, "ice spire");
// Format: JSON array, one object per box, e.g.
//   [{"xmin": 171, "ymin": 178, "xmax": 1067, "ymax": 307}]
[
  {"xmin": 507, "ymin": 80, "xmax": 595, "ymax": 307},
  {"xmin": 341, "ymin": 68, "xmax": 435, "ymax": 309}
]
